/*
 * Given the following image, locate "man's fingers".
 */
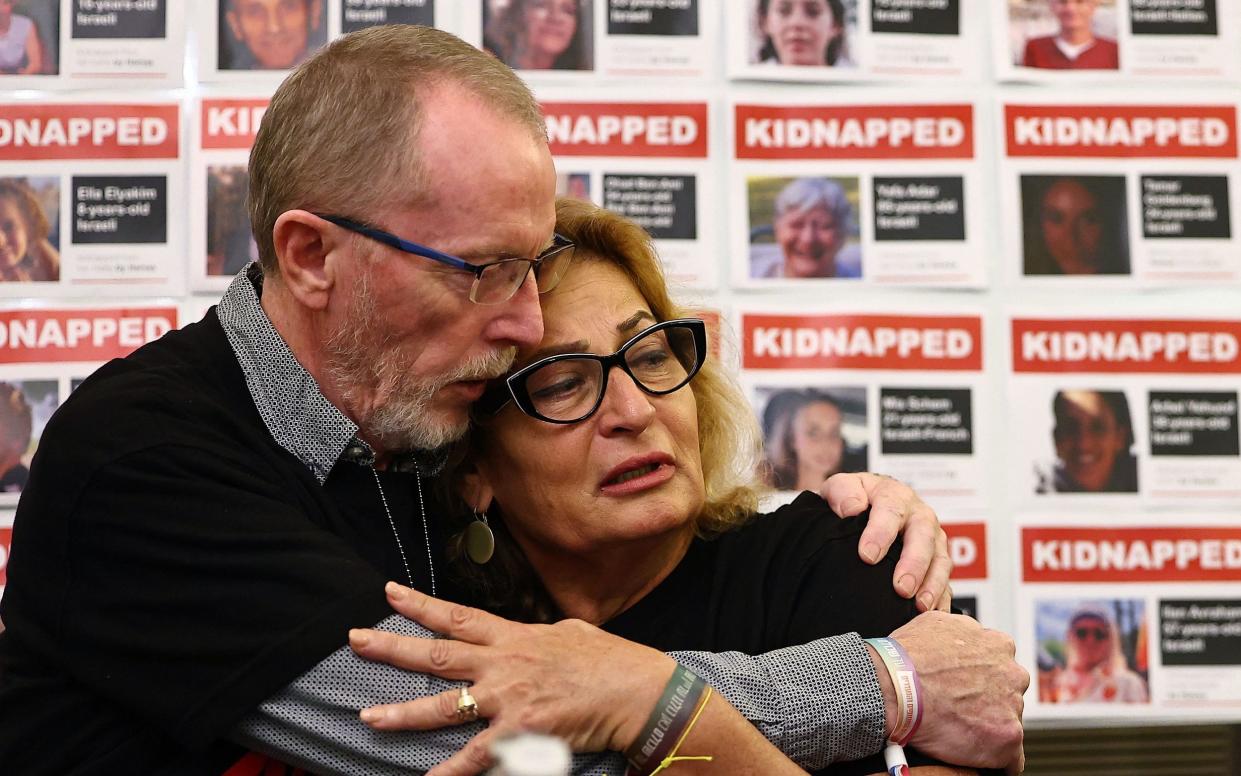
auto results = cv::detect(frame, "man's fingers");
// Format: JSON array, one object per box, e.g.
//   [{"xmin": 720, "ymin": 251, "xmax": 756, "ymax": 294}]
[
  {"xmin": 901, "ymin": 523, "xmax": 950, "ymax": 612},
  {"xmin": 349, "ymin": 626, "xmax": 483, "ymax": 680},
  {"xmin": 820, "ymin": 471, "xmax": 874, "ymax": 518},
  {"xmin": 359, "ymin": 685, "xmax": 489, "ymax": 731},
  {"xmin": 384, "ymin": 582, "xmax": 505, "ymax": 644}
]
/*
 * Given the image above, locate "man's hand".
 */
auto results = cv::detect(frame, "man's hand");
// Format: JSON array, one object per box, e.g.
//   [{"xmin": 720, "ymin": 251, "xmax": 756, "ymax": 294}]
[
  {"xmin": 348, "ymin": 583, "xmax": 675, "ymax": 776},
  {"xmin": 870, "ymin": 612, "xmax": 1028, "ymax": 775},
  {"xmin": 820, "ymin": 472, "xmax": 952, "ymax": 612}
]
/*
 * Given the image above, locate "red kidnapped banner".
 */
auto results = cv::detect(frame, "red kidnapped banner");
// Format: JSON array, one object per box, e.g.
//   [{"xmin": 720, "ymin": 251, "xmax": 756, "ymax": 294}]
[
  {"xmin": 1005, "ymin": 104, "xmax": 1238, "ymax": 159},
  {"xmin": 201, "ymin": 99, "xmax": 270, "ymax": 150},
  {"xmin": 1012, "ymin": 318, "xmax": 1241, "ymax": 374},
  {"xmin": 945, "ymin": 523, "xmax": 987, "ymax": 580},
  {"xmin": 0, "ymin": 104, "xmax": 179, "ymax": 161},
  {"xmin": 735, "ymin": 103, "xmax": 973, "ymax": 160},
  {"xmin": 1024, "ymin": 526, "xmax": 1241, "ymax": 583},
  {"xmin": 742, "ymin": 313, "xmax": 982, "ymax": 371},
  {"xmin": 0, "ymin": 308, "xmax": 177, "ymax": 364},
  {"xmin": 543, "ymin": 102, "xmax": 707, "ymax": 158}
]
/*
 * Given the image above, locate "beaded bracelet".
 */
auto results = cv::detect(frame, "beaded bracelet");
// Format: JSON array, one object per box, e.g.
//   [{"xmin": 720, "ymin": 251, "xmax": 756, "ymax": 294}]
[{"xmin": 624, "ymin": 664, "xmax": 709, "ymax": 776}]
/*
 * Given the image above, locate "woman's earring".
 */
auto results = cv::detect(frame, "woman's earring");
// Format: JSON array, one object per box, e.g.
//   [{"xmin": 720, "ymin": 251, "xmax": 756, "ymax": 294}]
[{"xmin": 464, "ymin": 510, "xmax": 495, "ymax": 564}]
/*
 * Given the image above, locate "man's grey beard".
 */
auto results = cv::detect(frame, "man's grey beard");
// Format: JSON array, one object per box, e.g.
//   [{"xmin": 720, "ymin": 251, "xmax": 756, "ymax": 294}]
[{"xmin": 323, "ymin": 273, "xmax": 516, "ymax": 452}]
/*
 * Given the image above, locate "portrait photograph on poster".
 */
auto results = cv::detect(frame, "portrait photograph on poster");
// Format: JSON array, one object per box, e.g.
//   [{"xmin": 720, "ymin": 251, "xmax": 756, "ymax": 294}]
[
  {"xmin": 206, "ymin": 165, "xmax": 255, "ymax": 277},
  {"xmin": 0, "ymin": 379, "xmax": 57, "ymax": 495},
  {"xmin": 1, "ymin": 0, "xmax": 58, "ymax": 75},
  {"xmin": 1021, "ymin": 174, "xmax": 1130, "ymax": 276},
  {"xmin": 1036, "ymin": 597, "xmax": 1149, "ymax": 705},
  {"xmin": 0, "ymin": 176, "xmax": 60, "ymax": 284},
  {"xmin": 747, "ymin": 0, "xmax": 857, "ymax": 68},
  {"xmin": 218, "ymin": 0, "xmax": 328, "ymax": 71},
  {"xmin": 1036, "ymin": 388, "xmax": 1139, "ymax": 494},
  {"xmin": 482, "ymin": 0, "xmax": 593, "ymax": 72},
  {"xmin": 1008, "ymin": 0, "xmax": 1120, "ymax": 71},
  {"xmin": 755, "ymin": 384, "xmax": 868, "ymax": 492},
  {"xmin": 748, "ymin": 175, "xmax": 862, "ymax": 280}
]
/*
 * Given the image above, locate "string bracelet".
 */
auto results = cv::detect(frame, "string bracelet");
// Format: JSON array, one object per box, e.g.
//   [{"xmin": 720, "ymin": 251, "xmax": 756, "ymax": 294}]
[
  {"xmin": 624, "ymin": 664, "xmax": 713, "ymax": 776},
  {"xmin": 648, "ymin": 686, "xmax": 713, "ymax": 775}
]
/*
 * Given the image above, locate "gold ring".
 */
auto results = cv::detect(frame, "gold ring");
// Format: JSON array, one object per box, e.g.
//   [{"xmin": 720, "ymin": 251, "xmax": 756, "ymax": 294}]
[{"xmin": 456, "ymin": 686, "xmax": 479, "ymax": 723}]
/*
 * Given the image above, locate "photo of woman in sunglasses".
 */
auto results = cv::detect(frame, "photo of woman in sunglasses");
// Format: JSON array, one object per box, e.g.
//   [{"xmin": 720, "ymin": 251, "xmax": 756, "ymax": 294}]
[{"xmin": 1036, "ymin": 599, "xmax": 1149, "ymax": 704}]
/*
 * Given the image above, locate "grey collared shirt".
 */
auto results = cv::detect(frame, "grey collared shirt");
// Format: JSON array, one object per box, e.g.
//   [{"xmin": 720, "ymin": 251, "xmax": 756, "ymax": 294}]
[{"xmin": 221, "ymin": 264, "xmax": 885, "ymax": 774}]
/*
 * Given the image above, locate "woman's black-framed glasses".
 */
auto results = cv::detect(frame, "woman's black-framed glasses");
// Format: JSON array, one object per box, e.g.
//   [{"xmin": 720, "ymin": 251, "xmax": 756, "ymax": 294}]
[
  {"xmin": 318, "ymin": 214, "xmax": 575, "ymax": 305},
  {"xmin": 483, "ymin": 318, "xmax": 707, "ymax": 424}
]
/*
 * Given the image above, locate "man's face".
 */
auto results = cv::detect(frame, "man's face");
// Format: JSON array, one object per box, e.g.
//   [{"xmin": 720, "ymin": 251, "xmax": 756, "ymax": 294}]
[
  {"xmin": 323, "ymin": 86, "xmax": 557, "ymax": 452},
  {"xmin": 1050, "ymin": 0, "xmax": 1098, "ymax": 36},
  {"xmin": 226, "ymin": 0, "xmax": 320, "ymax": 70}
]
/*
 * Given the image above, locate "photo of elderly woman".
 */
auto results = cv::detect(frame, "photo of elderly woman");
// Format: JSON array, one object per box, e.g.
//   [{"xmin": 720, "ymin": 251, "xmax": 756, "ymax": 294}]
[
  {"xmin": 758, "ymin": 386, "xmax": 868, "ymax": 492},
  {"xmin": 1036, "ymin": 389, "xmax": 1138, "ymax": 494},
  {"xmin": 483, "ymin": 0, "xmax": 593, "ymax": 71},
  {"xmin": 750, "ymin": 0, "xmax": 855, "ymax": 67},
  {"xmin": 1011, "ymin": 0, "xmax": 1119, "ymax": 70},
  {"xmin": 749, "ymin": 176, "xmax": 862, "ymax": 279},
  {"xmin": 0, "ymin": 177, "xmax": 59, "ymax": 283},
  {"xmin": 439, "ymin": 198, "xmax": 975, "ymax": 772},
  {"xmin": 0, "ymin": 0, "xmax": 57, "ymax": 75},
  {"xmin": 1037, "ymin": 599, "xmax": 1149, "ymax": 704},
  {"xmin": 1021, "ymin": 174, "xmax": 1129, "ymax": 276}
]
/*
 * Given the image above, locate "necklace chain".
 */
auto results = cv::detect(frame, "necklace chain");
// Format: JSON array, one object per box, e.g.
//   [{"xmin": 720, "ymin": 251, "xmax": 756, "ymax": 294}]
[{"xmin": 371, "ymin": 466, "xmax": 436, "ymax": 596}]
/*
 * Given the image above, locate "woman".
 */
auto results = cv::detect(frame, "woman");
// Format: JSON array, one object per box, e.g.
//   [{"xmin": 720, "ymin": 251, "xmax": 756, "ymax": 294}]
[
  {"xmin": 763, "ymin": 388, "xmax": 867, "ymax": 491},
  {"xmin": 1049, "ymin": 604, "xmax": 1147, "ymax": 703},
  {"xmin": 1021, "ymin": 0, "xmax": 1118, "ymax": 70},
  {"xmin": 755, "ymin": 0, "xmax": 852, "ymax": 67},
  {"xmin": 0, "ymin": 178, "xmax": 59, "ymax": 282},
  {"xmin": 1038, "ymin": 389, "xmax": 1137, "ymax": 493},
  {"xmin": 0, "ymin": 0, "xmax": 42, "ymax": 75},
  {"xmin": 439, "ymin": 198, "xmax": 982, "ymax": 774},
  {"xmin": 484, "ymin": 0, "xmax": 589, "ymax": 71},
  {"xmin": 1022, "ymin": 176, "xmax": 1129, "ymax": 276},
  {"xmin": 0, "ymin": 380, "xmax": 32, "ymax": 492},
  {"xmin": 752, "ymin": 177, "xmax": 861, "ymax": 279}
]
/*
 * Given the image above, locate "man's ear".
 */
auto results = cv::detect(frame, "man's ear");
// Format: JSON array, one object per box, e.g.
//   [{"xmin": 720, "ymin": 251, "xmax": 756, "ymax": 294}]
[{"xmin": 271, "ymin": 210, "xmax": 341, "ymax": 311}]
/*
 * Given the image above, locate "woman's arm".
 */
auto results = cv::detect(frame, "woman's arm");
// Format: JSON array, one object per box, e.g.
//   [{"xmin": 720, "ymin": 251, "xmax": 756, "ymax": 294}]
[{"xmin": 20, "ymin": 24, "xmax": 42, "ymax": 75}]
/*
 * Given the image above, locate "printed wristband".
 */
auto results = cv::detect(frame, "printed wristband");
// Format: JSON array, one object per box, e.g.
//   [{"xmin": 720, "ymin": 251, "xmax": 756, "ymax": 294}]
[
  {"xmin": 864, "ymin": 637, "xmax": 924, "ymax": 746},
  {"xmin": 624, "ymin": 664, "xmax": 708, "ymax": 776}
]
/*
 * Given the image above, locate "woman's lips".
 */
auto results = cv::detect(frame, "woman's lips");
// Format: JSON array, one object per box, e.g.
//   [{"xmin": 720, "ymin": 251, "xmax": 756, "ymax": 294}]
[{"xmin": 599, "ymin": 454, "xmax": 675, "ymax": 496}]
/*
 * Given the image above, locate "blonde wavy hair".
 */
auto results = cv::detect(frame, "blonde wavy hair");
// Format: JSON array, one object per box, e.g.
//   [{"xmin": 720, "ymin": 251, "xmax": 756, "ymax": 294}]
[{"xmin": 441, "ymin": 198, "xmax": 767, "ymax": 620}]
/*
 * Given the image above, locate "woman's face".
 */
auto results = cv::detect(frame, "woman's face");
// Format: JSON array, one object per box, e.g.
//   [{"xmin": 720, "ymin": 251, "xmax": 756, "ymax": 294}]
[
  {"xmin": 1040, "ymin": 179, "xmax": 1103, "ymax": 274},
  {"xmin": 761, "ymin": 0, "xmax": 840, "ymax": 66},
  {"xmin": 522, "ymin": 0, "xmax": 577, "ymax": 61},
  {"xmin": 791, "ymin": 400, "xmax": 844, "ymax": 485},
  {"xmin": 1050, "ymin": 0, "xmax": 1098, "ymax": 38},
  {"xmin": 0, "ymin": 197, "xmax": 30, "ymax": 270},
  {"xmin": 1068, "ymin": 615, "xmax": 1112, "ymax": 669},
  {"xmin": 1053, "ymin": 391, "xmax": 1127, "ymax": 491},
  {"xmin": 475, "ymin": 260, "xmax": 705, "ymax": 557},
  {"xmin": 774, "ymin": 203, "xmax": 844, "ymax": 277}
]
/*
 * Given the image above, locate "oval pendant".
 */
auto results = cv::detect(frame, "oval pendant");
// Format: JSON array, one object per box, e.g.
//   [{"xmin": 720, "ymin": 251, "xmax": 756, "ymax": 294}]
[{"xmin": 464, "ymin": 519, "xmax": 495, "ymax": 564}]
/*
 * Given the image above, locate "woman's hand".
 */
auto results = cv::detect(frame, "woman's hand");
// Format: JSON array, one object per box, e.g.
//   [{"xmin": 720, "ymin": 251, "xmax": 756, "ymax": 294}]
[
  {"xmin": 819, "ymin": 472, "xmax": 952, "ymax": 612},
  {"xmin": 349, "ymin": 582, "xmax": 676, "ymax": 776}
]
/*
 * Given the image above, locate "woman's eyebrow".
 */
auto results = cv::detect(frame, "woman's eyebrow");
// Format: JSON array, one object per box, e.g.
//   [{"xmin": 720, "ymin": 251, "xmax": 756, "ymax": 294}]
[{"xmin": 616, "ymin": 310, "xmax": 656, "ymax": 334}]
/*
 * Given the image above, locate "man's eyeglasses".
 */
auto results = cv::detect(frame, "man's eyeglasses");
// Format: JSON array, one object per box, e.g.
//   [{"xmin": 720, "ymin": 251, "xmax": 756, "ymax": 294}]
[
  {"xmin": 481, "ymin": 318, "xmax": 707, "ymax": 424},
  {"xmin": 319, "ymin": 214, "xmax": 575, "ymax": 305}
]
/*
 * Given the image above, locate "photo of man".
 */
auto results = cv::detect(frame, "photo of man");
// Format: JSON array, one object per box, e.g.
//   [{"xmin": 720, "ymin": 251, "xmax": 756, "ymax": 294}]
[
  {"xmin": 218, "ymin": 0, "xmax": 326, "ymax": 71},
  {"xmin": 749, "ymin": 175, "xmax": 862, "ymax": 279},
  {"xmin": 1010, "ymin": 0, "xmax": 1120, "ymax": 70}
]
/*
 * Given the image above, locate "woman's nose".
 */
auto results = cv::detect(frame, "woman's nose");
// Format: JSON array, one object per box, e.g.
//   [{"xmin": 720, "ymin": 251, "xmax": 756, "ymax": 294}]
[{"xmin": 596, "ymin": 369, "xmax": 656, "ymax": 436}]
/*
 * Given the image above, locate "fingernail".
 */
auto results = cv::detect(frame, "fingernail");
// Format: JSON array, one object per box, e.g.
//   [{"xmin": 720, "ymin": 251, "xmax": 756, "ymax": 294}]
[
  {"xmin": 843, "ymin": 497, "xmax": 865, "ymax": 514},
  {"xmin": 918, "ymin": 591, "xmax": 935, "ymax": 611},
  {"xmin": 360, "ymin": 707, "xmax": 382, "ymax": 723},
  {"xmin": 861, "ymin": 542, "xmax": 880, "ymax": 564},
  {"xmin": 350, "ymin": 629, "xmax": 370, "ymax": 648},
  {"xmin": 896, "ymin": 574, "xmax": 915, "ymax": 598},
  {"xmin": 385, "ymin": 581, "xmax": 406, "ymax": 599}
]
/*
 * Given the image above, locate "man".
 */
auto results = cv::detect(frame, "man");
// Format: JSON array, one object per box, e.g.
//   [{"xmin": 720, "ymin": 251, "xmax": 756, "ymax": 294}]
[
  {"xmin": 0, "ymin": 25, "xmax": 1026, "ymax": 775},
  {"xmin": 221, "ymin": 0, "xmax": 325, "ymax": 70}
]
